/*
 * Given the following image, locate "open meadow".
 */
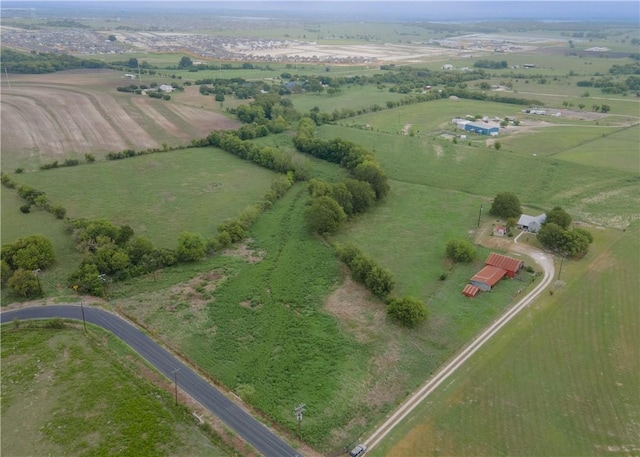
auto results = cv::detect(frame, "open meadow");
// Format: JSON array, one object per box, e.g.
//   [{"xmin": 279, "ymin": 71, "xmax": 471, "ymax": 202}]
[
  {"xmin": 1, "ymin": 323, "xmax": 234, "ymax": 457},
  {"xmin": 7, "ymin": 147, "xmax": 277, "ymax": 248},
  {"xmin": 1, "ymin": 10, "xmax": 639, "ymax": 456},
  {"xmin": 372, "ymin": 222, "xmax": 640, "ymax": 457}
]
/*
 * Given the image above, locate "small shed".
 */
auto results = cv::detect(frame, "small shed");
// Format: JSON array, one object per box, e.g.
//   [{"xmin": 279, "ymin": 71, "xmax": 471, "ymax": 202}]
[
  {"xmin": 493, "ymin": 226, "xmax": 508, "ymax": 237},
  {"xmin": 470, "ymin": 265, "xmax": 506, "ymax": 291},
  {"xmin": 462, "ymin": 284, "xmax": 480, "ymax": 298}
]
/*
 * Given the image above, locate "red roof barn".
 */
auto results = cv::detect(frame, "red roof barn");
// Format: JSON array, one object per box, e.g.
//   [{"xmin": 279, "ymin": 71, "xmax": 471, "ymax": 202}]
[
  {"xmin": 485, "ymin": 253, "xmax": 524, "ymax": 278},
  {"xmin": 470, "ymin": 265, "xmax": 507, "ymax": 291}
]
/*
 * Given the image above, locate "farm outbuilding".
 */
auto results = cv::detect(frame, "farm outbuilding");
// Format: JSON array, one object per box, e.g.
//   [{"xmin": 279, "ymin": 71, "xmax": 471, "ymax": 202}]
[
  {"xmin": 462, "ymin": 284, "xmax": 480, "ymax": 297},
  {"xmin": 452, "ymin": 119, "xmax": 499, "ymax": 136},
  {"xmin": 470, "ymin": 265, "xmax": 507, "ymax": 291},
  {"xmin": 466, "ymin": 252, "xmax": 524, "ymax": 293},
  {"xmin": 485, "ymin": 252, "xmax": 524, "ymax": 277},
  {"xmin": 464, "ymin": 123, "xmax": 499, "ymax": 136},
  {"xmin": 517, "ymin": 213, "xmax": 547, "ymax": 232}
]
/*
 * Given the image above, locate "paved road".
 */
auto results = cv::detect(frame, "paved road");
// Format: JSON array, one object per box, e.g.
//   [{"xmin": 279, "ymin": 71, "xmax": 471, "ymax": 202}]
[
  {"xmin": 364, "ymin": 241, "xmax": 555, "ymax": 452},
  {"xmin": 0, "ymin": 305, "xmax": 302, "ymax": 457}
]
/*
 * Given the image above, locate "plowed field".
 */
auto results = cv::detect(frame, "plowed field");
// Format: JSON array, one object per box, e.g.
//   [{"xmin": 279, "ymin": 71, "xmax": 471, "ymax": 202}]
[{"xmin": 1, "ymin": 69, "xmax": 239, "ymax": 171}]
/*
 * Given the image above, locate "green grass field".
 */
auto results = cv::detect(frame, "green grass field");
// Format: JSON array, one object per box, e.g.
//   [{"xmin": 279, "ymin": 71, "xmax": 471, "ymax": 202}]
[
  {"xmin": 1, "ymin": 324, "xmax": 234, "ymax": 457},
  {"xmin": 7, "ymin": 147, "xmax": 277, "ymax": 248},
  {"xmin": 316, "ymin": 112, "xmax": 640, "ymax": 228},
  {"xmin": 113, "ymin": 182, "xmax": 540, "ymax": 451},
  {"xmin": 373, "ymin": 222, "xmax": 640, "ymax": 457}
]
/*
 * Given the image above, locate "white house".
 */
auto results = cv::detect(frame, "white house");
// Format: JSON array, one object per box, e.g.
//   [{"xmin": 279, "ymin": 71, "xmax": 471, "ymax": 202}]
[
  {"xmin": 159, "ymin": 84, "xmax": 174, "ymax": 93},
  {"xmin": 442, "ymin": 64, "xmax": 454, "ymax": 70},
  {"xmin": 517, "ymin": 213, "xmax": 547, "ymax": 232}
]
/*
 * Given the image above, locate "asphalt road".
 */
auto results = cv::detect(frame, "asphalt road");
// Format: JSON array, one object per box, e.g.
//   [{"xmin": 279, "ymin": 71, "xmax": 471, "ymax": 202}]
[
  {"xmin": 364, "ymin": 240, "xmax": 555, "ymax": 452},
  {"xmin": 0, "ymin": 305, "xmax": 302, "ymax": 457}
]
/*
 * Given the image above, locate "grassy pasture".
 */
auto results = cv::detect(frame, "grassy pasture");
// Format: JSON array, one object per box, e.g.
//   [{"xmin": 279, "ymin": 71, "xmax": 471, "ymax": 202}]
[
  {"xmin": 374, "ymin": 223, "xmax": 640, "ymax": 457},
  {"xmin": 289, "ymin": 85, "xmax": 407, "ymax": 114},
  {"xmin": 114, "ymin": 182, "xmax": 540, "ymax": 451},
  {"xmin": 551, "ymin": 125, "xmax": 640, "ymax": 172},
  {"xmin": 9, "ymin": 147, "xmax": 277, "ymax": 248},
  {"xmin": 1, "ymin": 325, "xmax": 232, "ymax": 457},
  {"xmin": 317, "ymin": 113, "xmax": 640, "ymax": 228}
]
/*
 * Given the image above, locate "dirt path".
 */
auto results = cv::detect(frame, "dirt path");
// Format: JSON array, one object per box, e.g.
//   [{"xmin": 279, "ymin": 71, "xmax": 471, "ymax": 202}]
[{"xmin": 364, "ymin": 238, "xmax": 555, "ymax": 452}]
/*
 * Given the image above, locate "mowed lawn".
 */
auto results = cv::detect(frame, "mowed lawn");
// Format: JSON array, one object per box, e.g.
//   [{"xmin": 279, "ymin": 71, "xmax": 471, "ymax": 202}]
[
  {"xmin": 374, "ymin": 222, "xmax": 640, "ymax": 457},
  {"xmin": 1, "ymin": 325, "xmax": 232, "ymax": 457},
  {"xmin": 8, "ymin": 147, "xmax": 277, "ymax": 248}
]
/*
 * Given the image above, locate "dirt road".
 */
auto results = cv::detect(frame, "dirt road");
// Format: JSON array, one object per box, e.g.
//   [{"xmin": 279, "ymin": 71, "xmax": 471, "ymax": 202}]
[{"xmin": 364, "ymin": 235, "xmax": 555, "ymax": 452}]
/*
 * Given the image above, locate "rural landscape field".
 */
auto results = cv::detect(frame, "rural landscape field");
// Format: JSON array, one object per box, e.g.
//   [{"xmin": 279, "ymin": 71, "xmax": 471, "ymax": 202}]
[{"xmin": 1, "ymin": 1, "xmax": 638, "ymax": 456}]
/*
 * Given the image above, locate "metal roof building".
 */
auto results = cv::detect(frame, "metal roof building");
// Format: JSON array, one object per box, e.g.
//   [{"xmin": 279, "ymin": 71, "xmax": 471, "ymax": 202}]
[
  {"xmin": 470, "ymin": 265, "xmax": 507, "ymax": 291},
  {"xmin": 485, "ymin": 253, "xmax": 524, "ymax": 278}
]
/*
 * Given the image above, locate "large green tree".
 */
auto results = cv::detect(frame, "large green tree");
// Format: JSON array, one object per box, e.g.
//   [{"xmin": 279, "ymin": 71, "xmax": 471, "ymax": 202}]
[
  {"xmin": 489, "ymin": 192, "xmax": 522, "ymax": 219},
  {"xmin": 176, "ymin": 232, "xmax": 206, "ymax": 262},
  {"xmin": 8, "ymin": 269, "xmax": 40, "ymax": 298},
  {"xmin": 1, "ymin": 235, "xmax": 55, "ymax": 271},
  {"xmin": 305, "ymin": 196, "xmax": 347, "ymax": 235},
  {"xmin": 546, "ymin": 206, "xmax": 572, "ymax": 229}
]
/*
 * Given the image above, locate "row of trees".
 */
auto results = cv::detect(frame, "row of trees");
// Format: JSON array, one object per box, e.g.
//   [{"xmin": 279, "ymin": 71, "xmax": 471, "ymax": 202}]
[
  {"xmin": 0, "ymin": 48, "xmax": 107, "ymax": 74},
  {"xmin": 1, "ymin": 175, "xmax": 68, "ymax": 220},
  {"xmin": 294, "ymin": 118, "xmax": 389, "ymax": 235}
]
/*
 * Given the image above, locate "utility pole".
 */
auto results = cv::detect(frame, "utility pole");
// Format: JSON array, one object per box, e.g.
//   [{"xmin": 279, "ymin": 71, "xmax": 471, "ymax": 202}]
[
  {"xmin": 32, "ymin": 268, "xmax": 42, "ymax": 296},
  {"xmin": 557, "ymin": 256, "xmax": 564, "ymax": 281},
  {"xmin": 99, "ymin": 273, "xmax": 108, "ymax": 300},
  {"xmin": 172, "ymin": 368, "xmax": 180, "ymax": 406},
  {"xmin": 477, "ymin": 204, "xmax": 483, "ymax": 228},
  {"xmin": 294, "ymin": 403, "xmax": 305, "ymax": 438},
  {"xmin": 73, "ymin": 285, "xmax": 87, "ymax": 333}
]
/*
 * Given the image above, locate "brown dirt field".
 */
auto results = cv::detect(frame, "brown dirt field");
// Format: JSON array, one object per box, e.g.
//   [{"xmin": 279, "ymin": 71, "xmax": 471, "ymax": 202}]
[{"xmin": 0, "ymin": 69, "xmax": 239, "ymax": 170}]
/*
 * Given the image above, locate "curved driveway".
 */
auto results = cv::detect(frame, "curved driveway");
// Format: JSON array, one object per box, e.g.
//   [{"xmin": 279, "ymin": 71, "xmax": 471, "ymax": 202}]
[
  {"xmin": 0, "ymin": 305, "xmax": 302, "ymax": 457},
  {"xmin": 364, "ymin": 240, "xmax": 555, "ymax": 452}
]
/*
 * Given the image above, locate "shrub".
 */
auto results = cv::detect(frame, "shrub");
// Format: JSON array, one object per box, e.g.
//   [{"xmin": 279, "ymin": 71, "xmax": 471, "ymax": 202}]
[
  {"xmin": 445, "ymin": 239, "xmax": 477, "ymax": 263},
  {"xmin": 387, "ymin": 296, "xmax": 428, "ymax": 327}
]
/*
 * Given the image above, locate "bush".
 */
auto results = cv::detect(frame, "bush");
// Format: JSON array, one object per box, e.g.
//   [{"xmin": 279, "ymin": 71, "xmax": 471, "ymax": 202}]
[
  {"xmin": 20, "ymin": 204, "xmax": 31, "ymax": 214},
  {"xmin": 176, "ymin": 232, "xmax": 206, "ymax": 262},
  {"xmin": 67, "ymin": 263, "xmax": 103, "ymax": 296},
  {"xmin": 387, "ymin": 296, "xmax": 428, "ymax": 327},
  {"xmin": 445, "ymin": 239, "xmax": 477, "ymax": 263}
]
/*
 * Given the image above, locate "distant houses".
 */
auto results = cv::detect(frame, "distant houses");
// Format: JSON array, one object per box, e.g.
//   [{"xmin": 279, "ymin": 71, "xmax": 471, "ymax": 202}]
[
  {"xmin": 517, "ymin": 213, "xmax": 547, "ymax": 233},
  {"xmin": 463, "ymin": 253, "xmax": 524, "ymax": 295}
]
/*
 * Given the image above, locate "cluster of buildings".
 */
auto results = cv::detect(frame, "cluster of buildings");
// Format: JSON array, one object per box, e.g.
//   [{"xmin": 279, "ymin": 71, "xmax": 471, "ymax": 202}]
[{"xmin": 463, "ymin": 253, "xmax": 524, "ymax": 297}]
